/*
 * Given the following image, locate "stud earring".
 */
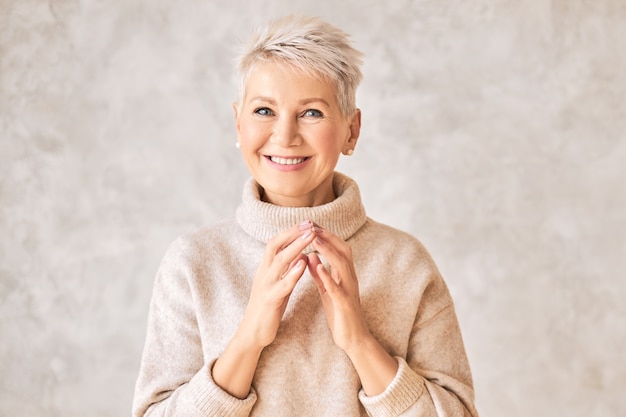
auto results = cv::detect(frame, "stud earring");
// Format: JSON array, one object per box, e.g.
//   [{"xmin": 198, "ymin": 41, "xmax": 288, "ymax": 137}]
[
  {"xmin": 345, "ymin": 149, "xmax": 354, "ymax": 156},
  {"xmin": 235, "ymin": 142, "xmax": 240, "ymax": 149}
]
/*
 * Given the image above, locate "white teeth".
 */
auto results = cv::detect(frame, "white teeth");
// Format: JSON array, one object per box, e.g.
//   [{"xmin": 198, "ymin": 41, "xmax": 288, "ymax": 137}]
[{"xmin": 270, "ymin": 156, "xmax": 306, "ymax": 165}]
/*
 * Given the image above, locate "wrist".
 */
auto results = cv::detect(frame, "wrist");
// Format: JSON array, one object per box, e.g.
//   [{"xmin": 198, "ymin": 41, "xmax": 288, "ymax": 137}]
[
  {"xmin": 237, "ymin": 309, "xmax": 278, "ymax": 350},
  {"xmin": 342, "ymin": 333, "xmax": 399, "ymax": 396},
  {"xmin": 342, "ymin": 330, "xmax": 375, "ymax": 358},
  {"xmin": 232, "ymin": 326, "xmax": 267, "ymax": 355},
  {"xmin": 213, "ymin": 328, "xmax": 265, "ymax": 399}
]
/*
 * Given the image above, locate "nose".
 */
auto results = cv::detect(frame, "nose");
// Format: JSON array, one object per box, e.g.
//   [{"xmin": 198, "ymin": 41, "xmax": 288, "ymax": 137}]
[{"xmin": 270, "ymin": 116, "xmax": 301, "ymax": 147}]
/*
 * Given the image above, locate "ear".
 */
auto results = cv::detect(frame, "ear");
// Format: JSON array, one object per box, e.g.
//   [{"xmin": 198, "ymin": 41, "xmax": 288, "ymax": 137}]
[
  {"xmin": 233, "ymin": 102, "xmax": 241, "ymax": 134},
  {"xmin": 343, "ymin": 109, "xmax": 361, "ymax": 155}
]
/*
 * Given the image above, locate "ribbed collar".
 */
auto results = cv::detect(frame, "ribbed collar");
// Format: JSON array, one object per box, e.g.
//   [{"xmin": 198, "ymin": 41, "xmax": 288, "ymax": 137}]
[{"xmin": 236, "ymin": 172, "xmax": 367, "ymax": 244}]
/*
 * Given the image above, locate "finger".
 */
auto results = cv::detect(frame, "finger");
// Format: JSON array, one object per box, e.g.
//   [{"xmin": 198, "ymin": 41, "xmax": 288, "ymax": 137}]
[
  {"xmin": 311, "ymin": 235, "xmax": 352, "ymax": 278},
  {"xmin": 310, "ymin": 228, "xmax": 351, "ymax": 258},
  {"xmin": 278, "ymin": 255, "xmax": 308, "ymax": 294},
  {"xmin": 311, "ymin": 235, "xmax": 362, "ymax": 297},
  {"xmin": 265, "ymin": 222, "xmax": 317, "ymax": 278},
  {"xmin": 315, "ymin": 262, "xmax": 341, "ymax": 296},
  {"xmin": 307, "ymin": 252, "xmax": 327, "ymax": 295},
  {"xmin": 271, "ymin": 228, "xmax": 316, "ymax": 276},
  {"xmin": 264, "ymin": 221, "xmax": 313, "ymax": 257}
]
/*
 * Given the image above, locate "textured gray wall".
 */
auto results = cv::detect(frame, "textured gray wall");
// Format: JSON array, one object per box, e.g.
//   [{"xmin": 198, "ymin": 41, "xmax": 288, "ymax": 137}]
[{"xmin": 1, "ymin": 1, "xmax": 625, "ymax": 416}]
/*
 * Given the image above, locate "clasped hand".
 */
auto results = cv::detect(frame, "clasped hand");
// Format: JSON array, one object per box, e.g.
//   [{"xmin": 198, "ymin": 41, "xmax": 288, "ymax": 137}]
[{"xmin": 240, "ymin": 220, "xmax": 370, "ymax": 353}]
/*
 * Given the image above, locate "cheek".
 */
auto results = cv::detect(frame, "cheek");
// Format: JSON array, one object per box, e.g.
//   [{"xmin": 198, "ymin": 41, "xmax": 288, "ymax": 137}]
[
  {"xmin": 314, "ymin": 127, "xmax": 345, "ymax": 155},
  {"xmin": 239, "ymin": 121, "xmax": 268, "ymax": 147}
]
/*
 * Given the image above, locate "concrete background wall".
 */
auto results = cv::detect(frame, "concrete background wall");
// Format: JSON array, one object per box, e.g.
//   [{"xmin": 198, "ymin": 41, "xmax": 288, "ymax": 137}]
[{"xmin": 1, "ymin": 1, "xmax": 624, "ymax": 416}]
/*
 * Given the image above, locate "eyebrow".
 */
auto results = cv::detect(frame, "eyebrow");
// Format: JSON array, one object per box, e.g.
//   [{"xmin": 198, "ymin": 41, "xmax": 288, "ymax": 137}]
[{"xmin": 249, "ymin": 96, "xmax": 331, "ymax": 107}]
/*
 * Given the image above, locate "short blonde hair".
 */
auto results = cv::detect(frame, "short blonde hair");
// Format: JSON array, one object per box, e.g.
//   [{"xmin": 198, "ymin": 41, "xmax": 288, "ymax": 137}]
[{"xmin": 235, "ymin": 15, "xmax": 364, "ymax": 117}]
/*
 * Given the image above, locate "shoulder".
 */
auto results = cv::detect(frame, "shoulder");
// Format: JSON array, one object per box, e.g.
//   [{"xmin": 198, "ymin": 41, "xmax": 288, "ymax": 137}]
[
  {"xmin": 159, "ymin": 216, "xmax": 244, "ymax": 270},
  {"xmin": 357, "ymin": 218, "xmax": 436, "ymax": 266},
  {"xmin": 355, "ymin": 218, "xmax": 452, "ymax": 313},
  {"xmin": 150, "ymin": 216, "xmax": 253, "ymax": 295}
]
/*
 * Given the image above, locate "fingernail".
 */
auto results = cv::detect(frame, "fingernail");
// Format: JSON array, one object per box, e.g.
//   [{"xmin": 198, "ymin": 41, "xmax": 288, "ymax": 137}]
[
  {"xmin": 294, "ymin": 259, "xmax": 304, "ymax": 268},
  {"xmin": 315, "ymin": 236, "xmax": 324, "ymax": 245},
  {"xmin": 299, "ymin": 220, "xmax": 312, "ymax": 230},
  {"xmin": 313, "ymin": 226, "xmax": 324, "ymax": 234},
  {"xmin": 301, "ymin": 230, "xmax": 312, "ymax": 239}
]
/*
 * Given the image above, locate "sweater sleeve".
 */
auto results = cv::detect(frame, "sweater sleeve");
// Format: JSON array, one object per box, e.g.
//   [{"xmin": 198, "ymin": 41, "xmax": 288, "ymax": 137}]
[
  {"xmin": 359, "ymin": 252, "xmax": 479, "ymax": 417},
  {"xmin": 132, "ymin": 237, "xmax": 257, "ymax": 417}
]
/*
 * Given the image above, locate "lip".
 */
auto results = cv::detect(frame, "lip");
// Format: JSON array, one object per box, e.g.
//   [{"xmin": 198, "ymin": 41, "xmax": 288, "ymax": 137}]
[{"xmin": 264, "ymin": 155, "xmax": 311, "ymax": 172}]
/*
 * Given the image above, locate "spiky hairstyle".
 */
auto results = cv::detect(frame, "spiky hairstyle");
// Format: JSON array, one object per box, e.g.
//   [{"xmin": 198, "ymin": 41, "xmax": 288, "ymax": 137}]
[{"xmin": 235, "ymin": 15, "xmax": 364, "ymax": 117}]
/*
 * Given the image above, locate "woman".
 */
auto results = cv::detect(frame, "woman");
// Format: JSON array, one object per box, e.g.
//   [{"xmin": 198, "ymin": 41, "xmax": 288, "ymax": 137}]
[{"xmin": 133, "ymin": 15, "xmax": 478, "ymax": 417}]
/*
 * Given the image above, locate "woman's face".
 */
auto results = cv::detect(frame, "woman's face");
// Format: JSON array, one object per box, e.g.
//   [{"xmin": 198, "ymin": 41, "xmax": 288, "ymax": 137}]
[{"xmin": 234, "ymin": 63, "xmax": 360, "ymax": 207}]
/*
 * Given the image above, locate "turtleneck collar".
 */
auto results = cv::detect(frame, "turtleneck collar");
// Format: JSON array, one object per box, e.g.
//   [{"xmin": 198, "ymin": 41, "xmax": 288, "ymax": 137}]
[{"xmin": 236, "ymin": 172, "xmax": 367, "ymax": 244}]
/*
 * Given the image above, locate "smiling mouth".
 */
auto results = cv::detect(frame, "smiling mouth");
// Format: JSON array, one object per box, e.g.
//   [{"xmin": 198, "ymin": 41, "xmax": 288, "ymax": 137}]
[{"xmin": 267, "ymin": 156, "xmax": 309, "ymax": 165}]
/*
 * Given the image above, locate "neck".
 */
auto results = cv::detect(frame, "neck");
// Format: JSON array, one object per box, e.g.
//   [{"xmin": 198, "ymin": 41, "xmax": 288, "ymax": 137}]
[
  {"xmin": 260, "ymin": 178, "xmax": 337, "ymax": 207},
  {"xmin": 236, "ymin": 172, "xmax": 367, "ymax": 243}
]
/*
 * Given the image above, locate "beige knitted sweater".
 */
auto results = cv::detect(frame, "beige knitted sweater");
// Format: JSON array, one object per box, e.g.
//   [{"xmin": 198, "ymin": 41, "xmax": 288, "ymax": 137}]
[{"xmin": 133, "ymin": 173, "xmax": 478, "ymax": 417}]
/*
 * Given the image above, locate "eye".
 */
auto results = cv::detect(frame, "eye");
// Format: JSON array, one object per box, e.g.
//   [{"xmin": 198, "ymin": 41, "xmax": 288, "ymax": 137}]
[
  {"xmin": 254, "ymin": 107, "xmax": 274, "ymax": 116},
  {"xmin": 302, "ymin": 109, "xmax": 323, "ymax": 118}
]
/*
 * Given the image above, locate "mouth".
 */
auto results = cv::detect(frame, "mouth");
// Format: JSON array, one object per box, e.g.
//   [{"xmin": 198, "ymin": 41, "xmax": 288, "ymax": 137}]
[{"xmin": 266, "ymin": 156, "xmax": 309, "ymax": 165}]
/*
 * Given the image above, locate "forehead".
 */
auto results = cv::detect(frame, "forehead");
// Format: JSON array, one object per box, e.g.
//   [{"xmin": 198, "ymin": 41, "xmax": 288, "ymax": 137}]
[{"xmin": 243, "ymin": 62, "xmax": 338, "ymax": 104}]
